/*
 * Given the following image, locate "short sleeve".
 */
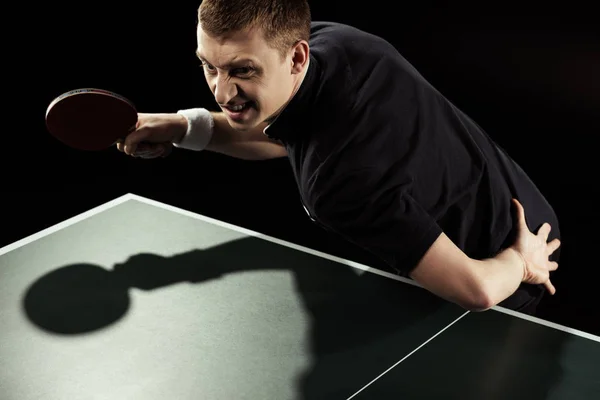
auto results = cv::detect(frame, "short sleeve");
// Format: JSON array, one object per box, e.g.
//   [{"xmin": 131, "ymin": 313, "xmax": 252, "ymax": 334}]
[{"xmin": 309, "ymin": 167, "xmax": 443, "ymax": 276}]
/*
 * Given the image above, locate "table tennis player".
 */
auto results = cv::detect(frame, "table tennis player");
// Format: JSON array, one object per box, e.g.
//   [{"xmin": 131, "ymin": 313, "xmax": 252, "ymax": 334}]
[{"xmin": 117, "ymin": 0, "xmax": 561, "ymax": 316}]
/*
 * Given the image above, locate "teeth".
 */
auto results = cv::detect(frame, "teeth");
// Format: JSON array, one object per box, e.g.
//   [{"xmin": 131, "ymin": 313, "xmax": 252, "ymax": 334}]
[{"xmin": 231, "ymin": 103, "xmax": 245, "ymax": 111}]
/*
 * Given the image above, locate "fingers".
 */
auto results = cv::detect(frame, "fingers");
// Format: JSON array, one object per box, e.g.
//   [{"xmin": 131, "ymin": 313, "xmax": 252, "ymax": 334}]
[
  {"xmin": 537, "ymin": 222, "xmax": 551, "ymax": 241},
  {"xmin": 543, "ymin": 260, "xmax": 559, "ymax": 295},
  {"xmin": 134, "ymin": 148, "xmax": 163, "ymax": 159},
  {"xmin": 115, "ymin": 137, "xmax": 139, "ymax": 155},
  {"xmin": 116, "ymin": 138, "xmax": 172, "ymax": 159},
  {"xmin": 118, "ymin": 117, "xmax": 150, "ymax": 155},
  {"xmin": 134, "ymin": 143, "xmax": 172, "ymax": 159},
  {"xmin": 547, "ymin": 238, "xmax": 561, "ymax": 255},
  {"xmin": 115, "ymin": 117, "xmax": 142, "ymax": 154},
  {"xmin": 544, "ymin": 279, "xmax": 556, "ymax": 295},
  {"xmin": 160, "ymin": 144, "xmax": 173, "ymax": 158},
  {"xmin": 123, "ymin": 129, "xmax": 146, "ymax": 155},
  {"xmin": 512, "ymin": 199, "xmax": 528, "ymax": 232}
]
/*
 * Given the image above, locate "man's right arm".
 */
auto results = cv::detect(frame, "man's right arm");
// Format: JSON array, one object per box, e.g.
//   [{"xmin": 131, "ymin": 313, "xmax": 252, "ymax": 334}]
[
  {"xmin": 175, "ymin": 110, "xmax": 287, "ymax": 160},
  {"xmin": 410, "ymin": 199, "xmax": 559, "ymax": 311}
]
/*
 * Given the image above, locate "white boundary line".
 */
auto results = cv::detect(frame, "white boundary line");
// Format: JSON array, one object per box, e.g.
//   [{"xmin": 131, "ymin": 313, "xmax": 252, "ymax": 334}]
[
  {"xmin": 0, "ymin": 194, "xmax": 132, "ymax": 256},
  {"xmin": 346, "ymin": 311, "xmax": 470, "ymax": 399},
  {"xmin": 2, "ymin": 192, "xmax": 599, "ymax": 344},
  {"xmin": 492, "ymin": 305, "xmax": 599, "ymax": 343}
]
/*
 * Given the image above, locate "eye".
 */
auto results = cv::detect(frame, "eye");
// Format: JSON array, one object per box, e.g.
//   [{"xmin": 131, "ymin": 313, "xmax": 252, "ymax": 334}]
[
  {"xmin": 233, "ymin": 66, "xmax": 254, "ymax": 77},
  {"xmin": 201, "ymin": 62, "xmax": 216, "ymax": 74}
]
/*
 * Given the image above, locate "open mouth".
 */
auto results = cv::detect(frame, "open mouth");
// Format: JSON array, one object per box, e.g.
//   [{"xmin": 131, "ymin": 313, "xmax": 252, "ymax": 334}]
[
  {"xmin": 227, "ymin": 103, "xmax": 247, "ymax": 111},
  {"xmin": 224, "ymin": 102, "xmax": 252, "ymax": 112},
  {"xmin": 222, "ymin": 101, "xmax": 254, "ymax": 120}
]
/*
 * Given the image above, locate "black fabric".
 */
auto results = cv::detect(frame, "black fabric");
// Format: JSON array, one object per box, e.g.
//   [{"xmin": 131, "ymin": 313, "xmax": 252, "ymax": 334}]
[{"xmin": 265, "ymin": 21, "xmax": 560, "ymax": 282}]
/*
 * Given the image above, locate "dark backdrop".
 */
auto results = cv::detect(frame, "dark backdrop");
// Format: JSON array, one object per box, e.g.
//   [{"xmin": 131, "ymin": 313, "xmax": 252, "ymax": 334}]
[{"xmin": 4, "ymin": 1, "xmax": 599, "ymax": 334}]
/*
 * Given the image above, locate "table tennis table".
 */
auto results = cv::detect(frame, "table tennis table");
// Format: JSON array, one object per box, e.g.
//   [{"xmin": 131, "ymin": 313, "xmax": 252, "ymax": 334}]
[{"xmin": 1, "ymin": 193, "xmax": 598, "ymax": 399}]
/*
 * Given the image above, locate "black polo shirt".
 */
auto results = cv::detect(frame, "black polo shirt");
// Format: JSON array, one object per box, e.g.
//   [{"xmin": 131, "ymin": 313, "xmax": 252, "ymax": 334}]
[{"xmin": 264, "ymin": 21, "xmax": 560, "ymax": 277}]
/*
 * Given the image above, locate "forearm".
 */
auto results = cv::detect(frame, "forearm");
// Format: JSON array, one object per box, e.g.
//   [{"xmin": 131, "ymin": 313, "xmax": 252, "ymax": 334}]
[
  {"xmin": 206, "ymin": 112, "xmax": 287, "ymax": 160},
  {"xmin": 175, "ymin": 109, "xmax": 287, "ymax": 160},
  {"xmin": 470, "ymin": 247, "xmax": 525, "ymax": 310}
]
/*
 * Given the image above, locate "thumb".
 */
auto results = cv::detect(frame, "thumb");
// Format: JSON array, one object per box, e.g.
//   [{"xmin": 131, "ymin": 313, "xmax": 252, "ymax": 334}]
[{"xmin": 512, "ymin": 198, "xmax": 528, "ymax": 232}]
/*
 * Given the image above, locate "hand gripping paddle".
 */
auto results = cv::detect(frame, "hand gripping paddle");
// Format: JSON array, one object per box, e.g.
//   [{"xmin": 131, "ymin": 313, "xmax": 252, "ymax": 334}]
[{"xmin": 45, "ymin": 88, "xmax": 138, "ymax": 151}]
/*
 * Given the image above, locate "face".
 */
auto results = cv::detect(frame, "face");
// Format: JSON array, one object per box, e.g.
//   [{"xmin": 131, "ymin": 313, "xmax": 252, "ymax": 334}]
[{"xmin": 196, "ymin": 23, "xmax": 309, "ymax": 130}]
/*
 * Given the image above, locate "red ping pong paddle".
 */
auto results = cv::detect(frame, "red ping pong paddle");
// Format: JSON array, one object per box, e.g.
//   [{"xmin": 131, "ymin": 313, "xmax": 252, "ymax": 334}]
[{"xmin": 45, "ymin": 88, "xmax": 138, "ymax": 151}]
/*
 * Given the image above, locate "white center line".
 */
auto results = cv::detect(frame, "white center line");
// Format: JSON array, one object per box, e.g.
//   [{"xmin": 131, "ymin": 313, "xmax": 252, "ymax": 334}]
[{"xmin": 346, "ymin": 310, "xmax": 470, "ymax": 400}]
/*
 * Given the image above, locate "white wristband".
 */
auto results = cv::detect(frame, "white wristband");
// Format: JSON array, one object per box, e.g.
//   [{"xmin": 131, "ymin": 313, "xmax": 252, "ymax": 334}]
[{"xmin": 173, "ymin": 108, "xmax": 214, "ymax": 151}]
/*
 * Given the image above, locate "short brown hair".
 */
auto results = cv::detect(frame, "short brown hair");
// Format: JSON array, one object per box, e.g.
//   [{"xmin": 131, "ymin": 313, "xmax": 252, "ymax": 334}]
[{"xmin": 198, "ymin": 0, "xmax": 311, "ymax": 59}]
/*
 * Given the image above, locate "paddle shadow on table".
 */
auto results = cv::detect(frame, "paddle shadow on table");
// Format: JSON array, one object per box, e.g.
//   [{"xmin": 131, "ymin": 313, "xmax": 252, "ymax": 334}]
[{"xmin": 21, "ymin": 236, "xmax": 576, "ymax": 399}]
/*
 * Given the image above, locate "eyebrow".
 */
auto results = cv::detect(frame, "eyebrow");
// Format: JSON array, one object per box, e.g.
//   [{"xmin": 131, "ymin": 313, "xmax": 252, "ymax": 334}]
[{"xmin": 195, "ymin": 50, "xmax": 257, "ymax": 68}]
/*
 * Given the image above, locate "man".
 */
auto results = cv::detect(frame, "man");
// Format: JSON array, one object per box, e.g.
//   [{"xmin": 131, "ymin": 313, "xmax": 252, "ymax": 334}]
[{"xmin": 118, "ymin": 0, "xmax": 561, "ymax": 315}]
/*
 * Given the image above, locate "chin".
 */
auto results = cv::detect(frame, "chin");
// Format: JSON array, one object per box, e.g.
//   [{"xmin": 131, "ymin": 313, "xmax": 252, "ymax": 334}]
[{"xmin": 228, "ymin": 118, "xmax": 257, "ymax": 131}]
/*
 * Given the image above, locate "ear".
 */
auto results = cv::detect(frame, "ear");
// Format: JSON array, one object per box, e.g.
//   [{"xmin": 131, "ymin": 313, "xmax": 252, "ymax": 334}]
[{"xmin": 290, "ymin": 40, "xmax": 309, "ymax": 75}]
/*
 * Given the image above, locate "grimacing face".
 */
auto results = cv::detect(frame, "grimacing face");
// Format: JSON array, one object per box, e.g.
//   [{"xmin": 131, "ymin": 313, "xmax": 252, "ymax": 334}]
[{"xmin": 196, "ymin": 23, "xmax": 309, "ymax": 131}]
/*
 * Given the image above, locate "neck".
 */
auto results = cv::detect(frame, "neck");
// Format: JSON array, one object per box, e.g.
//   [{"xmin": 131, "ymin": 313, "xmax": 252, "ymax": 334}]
[{"xmin": 265, "ymin": 58, "xmax": 310, "ymax": 124}]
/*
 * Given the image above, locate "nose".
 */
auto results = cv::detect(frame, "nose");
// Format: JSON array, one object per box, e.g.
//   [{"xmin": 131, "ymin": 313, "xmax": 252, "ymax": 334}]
[{"xmin": 213, "ymin": 75, "xmax": 238, "ymax": 106}]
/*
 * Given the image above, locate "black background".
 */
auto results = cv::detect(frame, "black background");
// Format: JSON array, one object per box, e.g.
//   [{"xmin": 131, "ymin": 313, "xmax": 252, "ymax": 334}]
[{"xmin": 5, "ymin": 1, "xmax": 599, "ymax": 334}]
